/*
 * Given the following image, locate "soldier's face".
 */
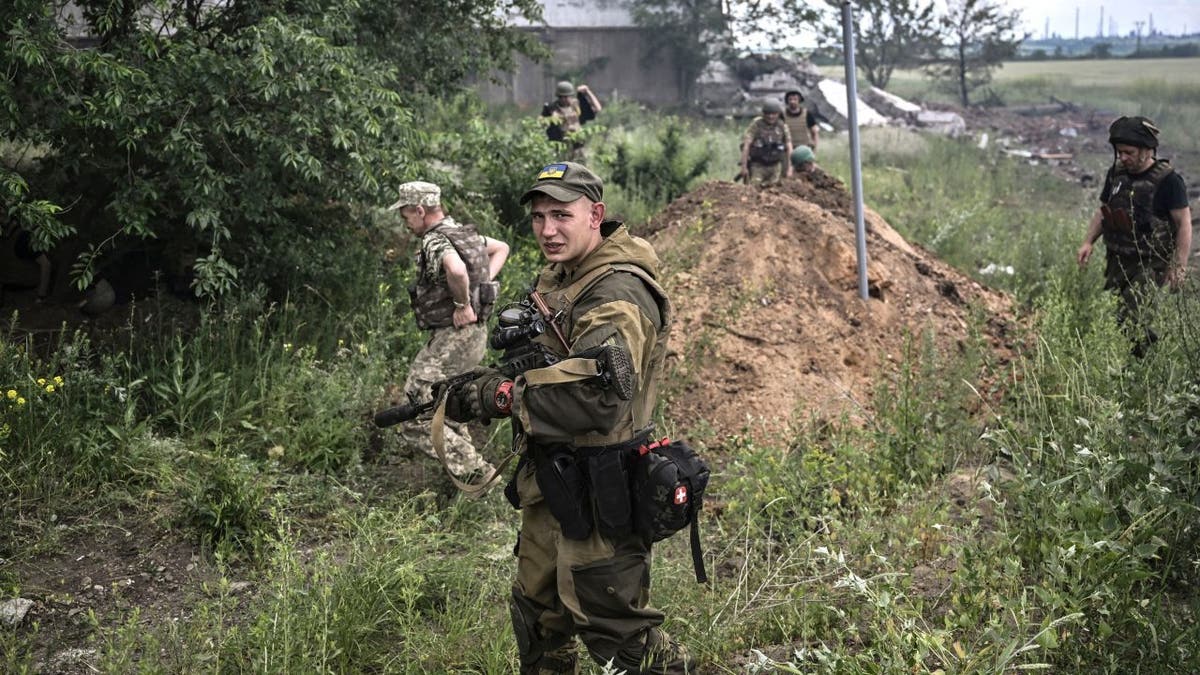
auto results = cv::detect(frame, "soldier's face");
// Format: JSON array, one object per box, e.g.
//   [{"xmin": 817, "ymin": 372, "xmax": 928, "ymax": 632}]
[
  {"xmin": 529, "ymin": 194, "xmax": 604, "ymax": 267},
  {"xmin": 1114, "ymin": 144, "xmax": 1153, "ymax": 172},
  {"xmin": 399, "ymin": 205, "xmax": 426, "ymax": 234},
  {"xmin": 763, "ymin": 112, "xmax": 780, "ymax": 123},
  {"xmin": 786, "ymin": 95, "xmax": 801, "ymax": 110}
]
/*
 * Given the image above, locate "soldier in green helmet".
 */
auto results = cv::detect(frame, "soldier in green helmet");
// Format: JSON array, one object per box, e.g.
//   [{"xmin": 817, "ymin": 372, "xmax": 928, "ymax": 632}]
[
  {"xmin": 442, "ymin": 162, "xmax": 695, "ymax": 674},
  {"xmin": 739, "ymin": 100, "xmax": 793, "ymax": 186},
  {"xmin": 1077, "ymin": 116, "xmax": 1192, "ymax": 354},
  {"xmin": 541, "ymin": 80, "xmax": 602, "ymax": 161}
]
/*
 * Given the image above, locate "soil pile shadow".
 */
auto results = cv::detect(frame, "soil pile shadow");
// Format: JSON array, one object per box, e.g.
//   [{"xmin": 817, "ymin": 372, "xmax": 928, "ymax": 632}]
[{"xmin": 636, "ymin": 173, "xmax": 1015, "ymax": 440}]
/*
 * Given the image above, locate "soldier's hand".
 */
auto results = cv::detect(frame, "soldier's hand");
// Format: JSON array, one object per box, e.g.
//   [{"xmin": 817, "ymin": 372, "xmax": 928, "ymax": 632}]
[
  {"xmin": 1076, "ymin": 242, "xmax": 1093, "ymax": 267},
  {"xmin": 445, "ymin": 369, "xmax": 513, "ymax": 423},
  {"xmin": 1165, "ymin": 265, "xmax": 1188, "ymax": 289},
  {"xmin": 453, "ymin": 304, "xmax": 477, "ymax": 329}
]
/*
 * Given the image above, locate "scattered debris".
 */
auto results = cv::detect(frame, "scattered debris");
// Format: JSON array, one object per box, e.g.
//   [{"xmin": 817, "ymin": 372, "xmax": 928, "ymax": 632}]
[{"xmin": 0, "ymin": 597, "xmax": 34, "ymax": 627}]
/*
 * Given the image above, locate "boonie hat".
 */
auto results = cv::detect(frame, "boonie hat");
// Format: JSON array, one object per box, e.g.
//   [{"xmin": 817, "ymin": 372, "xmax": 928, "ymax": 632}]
[
  {"xmin": 388, "ymin": 181, "xmax": 441, "ymax": 211},
  {"xmin": 1108, "ymin": 115, "xmax": 1160, "ymax": 149},
  {"xmin": 762, "ymin": 100, "xmax": 783, "ymax": 114},
  {"xmin": 555, "ymin": 81, "xmax": 575, "ymax": 97},
  {"xmin": 520, "ymin": 162, "xmax": 604, "ymax": 205}
]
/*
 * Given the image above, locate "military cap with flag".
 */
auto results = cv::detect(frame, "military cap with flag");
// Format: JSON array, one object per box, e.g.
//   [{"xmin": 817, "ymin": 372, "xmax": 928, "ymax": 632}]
[
  {"xmin": 388, "ymin": 181, "xmax": 441, "ymax": 211},
  {"xmin": 519, "ymin": 162, "xmax": 604, "ymax": 205}
]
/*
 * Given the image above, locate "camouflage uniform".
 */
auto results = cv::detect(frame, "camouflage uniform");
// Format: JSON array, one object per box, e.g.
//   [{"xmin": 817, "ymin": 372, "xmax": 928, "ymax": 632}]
[
  {"xmin": 506, "ymin": 223, "xmax": 690, "ymax": 675},
  {"xmin": 742, "ymin": 116, "xmax": 791, "ymax": 186},
  {"xmin": 399, "ymin": 216, "xmax": 493, "ymax": 476}
]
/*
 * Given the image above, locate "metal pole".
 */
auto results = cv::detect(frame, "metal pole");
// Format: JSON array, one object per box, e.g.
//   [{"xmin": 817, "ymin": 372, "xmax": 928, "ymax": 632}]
[{"xmin": 841, "ymin": 1, "xmax": 869, "ymax": 300}]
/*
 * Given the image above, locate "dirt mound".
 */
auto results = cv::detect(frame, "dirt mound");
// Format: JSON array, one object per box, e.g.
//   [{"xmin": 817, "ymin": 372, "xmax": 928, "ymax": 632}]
[{"xmin": 638, "ymin": 176, "xmax": 1014, "ymax": 439}]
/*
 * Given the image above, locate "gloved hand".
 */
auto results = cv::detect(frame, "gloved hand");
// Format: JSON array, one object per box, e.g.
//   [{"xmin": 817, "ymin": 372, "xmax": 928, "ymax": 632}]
[{"xmin": 443, "ymin": 368, "xmax": 514, "ymax": 423}]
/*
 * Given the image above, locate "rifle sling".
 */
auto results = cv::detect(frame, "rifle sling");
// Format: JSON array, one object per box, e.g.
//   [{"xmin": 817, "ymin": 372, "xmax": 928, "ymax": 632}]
[
  {"xmin": 521, "ymin": 357, "xmax": 602, "ymax": 386},
  {"xmin": 430, "ymin": 391, "xmax": 521, "ymax": 499}
]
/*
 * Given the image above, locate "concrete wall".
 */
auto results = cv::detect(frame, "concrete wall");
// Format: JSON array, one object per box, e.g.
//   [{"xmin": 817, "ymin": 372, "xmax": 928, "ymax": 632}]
[{"xmin": 476, "ymin": 28, "xmax": 683, "ymax": 108}]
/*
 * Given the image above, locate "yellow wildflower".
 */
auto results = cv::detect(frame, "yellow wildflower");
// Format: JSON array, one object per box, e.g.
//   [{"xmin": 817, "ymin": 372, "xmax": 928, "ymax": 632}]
[
  {"xmin": 5, "ymin": 390, "xmax": 15, "ymax": 400},
  {"xmin": 17, "ymin": 397, "xmax": 26, "ymax": 406},
  {"xmin": 45, "ymin": 384, "xmax": 55, "ymax": 393},
  {"xmin": 54, "ymin": 376, "xmax": 63, "ymax": 385},
  {"xmin": 283, "ymin": 342, "xmax": 293, "ymax": 352},
  {"xmin": 37, "ymin": 378, "xmax": 46, "ymax": 386}
]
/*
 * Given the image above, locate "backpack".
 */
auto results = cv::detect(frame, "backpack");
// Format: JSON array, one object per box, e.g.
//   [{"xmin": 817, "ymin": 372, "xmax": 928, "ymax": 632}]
[{"xmin": 632, "ymin": 437, "xmax": 710, "ymax": 583}]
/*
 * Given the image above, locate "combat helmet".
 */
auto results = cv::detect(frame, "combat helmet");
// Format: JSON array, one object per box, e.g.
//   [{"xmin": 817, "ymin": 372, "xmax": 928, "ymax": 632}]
[
  {"xmin": 1108, "ymin": 115, "xmax": 1160, "ymax": 149},
  {"xmin": 762, "ymin": 100, "xmax": 783, "ymax": 115},
  {"xmin": 555, "ymin": 81, "xmax": 575, "ymax": 97}
]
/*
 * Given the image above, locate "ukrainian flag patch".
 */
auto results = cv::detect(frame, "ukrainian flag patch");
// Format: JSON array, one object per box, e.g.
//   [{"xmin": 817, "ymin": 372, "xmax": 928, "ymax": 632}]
[{"xmin": 537, "ymin": 163, "xmax": 568, "ymax": 180}]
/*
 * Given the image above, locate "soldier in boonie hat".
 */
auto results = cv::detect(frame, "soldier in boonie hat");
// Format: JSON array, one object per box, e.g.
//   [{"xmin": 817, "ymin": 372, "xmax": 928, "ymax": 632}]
[
  {"xmin": 519, "ymin": 161, "xmax": 604, "ymax": 205},
  {"xmin": 388, "ymin": 181, "xmax": 442, "ymax": 211}
]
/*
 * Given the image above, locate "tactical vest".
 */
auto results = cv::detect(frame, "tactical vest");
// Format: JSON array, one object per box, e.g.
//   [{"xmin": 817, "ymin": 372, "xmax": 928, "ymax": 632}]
[
  {"xmin": 784, "ymin": 106, "xmax": 811, "ymax": 147},
  {"xmin": 410, "ymin": 221, "xmax": 496, "ymax": 330},
  {"xmin": 1102, "ymin": 159, "xmax": 1176, "ymax": 258},
  {"xmin": 526, "ymin": 262, "xmax": 672, "ymax": 448},
  {"xmin": 748, "ymin": 117, "xmax": 788, "ymax": 165},
  {"xmin": 553, "ymin": 101, "xmax": 582, "ymax": 135}
]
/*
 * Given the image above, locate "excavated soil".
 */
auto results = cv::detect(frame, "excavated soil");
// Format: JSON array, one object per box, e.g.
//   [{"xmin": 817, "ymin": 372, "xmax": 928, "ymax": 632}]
[{"xmin": 638, "ymin": 172, "xmax": 1016, "ymax": 440}]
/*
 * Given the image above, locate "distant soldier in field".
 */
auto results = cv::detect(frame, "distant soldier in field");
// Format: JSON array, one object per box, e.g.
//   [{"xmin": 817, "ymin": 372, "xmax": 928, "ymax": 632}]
[
  {"xmin": 390, "ymin": 181, "xmax": 510, "ymax": 476},
  {"xmin": 541, "ymin": 80, "xmax": 602, "ymax": 160},
  {"xmin": 782, "ymin": 90, "xmax": 820, "ymax": 156},
  {"xmin": 739, "ymin": 100, "xmax": 793, "ymax": 186},
  {"xmin": 1076, "ymin": 115, "xmax": 1192, "ymax": 354}
]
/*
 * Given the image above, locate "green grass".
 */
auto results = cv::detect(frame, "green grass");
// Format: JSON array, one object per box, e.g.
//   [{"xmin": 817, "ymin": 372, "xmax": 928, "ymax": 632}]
[{"xmin": 4, "ymin": 82, "xmax": 1200, "ymax": 673}]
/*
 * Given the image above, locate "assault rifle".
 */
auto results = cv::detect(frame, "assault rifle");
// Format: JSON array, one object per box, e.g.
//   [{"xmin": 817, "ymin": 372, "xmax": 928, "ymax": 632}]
[
  {"xmin": 373, "ymin": 290, "xmax": 632, "ymax": 428},
  {"xmin": 373, "ymin": 293, "xmax": 560, "ymax": 428}
]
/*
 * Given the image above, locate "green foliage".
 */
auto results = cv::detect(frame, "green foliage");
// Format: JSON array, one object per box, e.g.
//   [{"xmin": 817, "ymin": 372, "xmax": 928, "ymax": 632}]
[
  {"xmin": 926, "ymin": 0, "xmax": 1024, "ymax": 106},
  {"xmin": 1, "ymin": 0, "xmax": 543, "ymax": 296},
  {"xmin": 609, "ymin": 118, "xmax": 713, "ymax": 209},
  {"xmin": 819, "ymin": 0, "xmax": 941, "ymax": 90},
  {"xmin": 629, "ymin": 0, "xmax": 730, "ymax": 101}
]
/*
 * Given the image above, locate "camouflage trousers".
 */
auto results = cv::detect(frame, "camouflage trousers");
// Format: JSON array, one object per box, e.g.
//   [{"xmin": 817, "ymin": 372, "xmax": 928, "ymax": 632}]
[
  {"xmin": 398, "ymin": 323, "xmax": 493, "ymax": 476},
  {"xmin": 1104, "ymin": 252, "xmax": 1168, "ymax": 352},
  {"xmin": 508, "ymin": 460, "xmax": 694, "ymax": 674},
  {"xmin": 747, "ymin": 160, "xmax": 783, "ymax": 186}
]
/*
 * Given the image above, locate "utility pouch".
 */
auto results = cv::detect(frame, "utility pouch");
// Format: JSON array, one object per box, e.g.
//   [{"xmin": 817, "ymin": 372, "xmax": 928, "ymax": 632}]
[
  {"xmin": 583, "ymin": 448, "xmax": 633, "ymax": 538},
  {"xmin": 534, "ymin": 450, "xmax": 592, "ymax": 540},
  {"xmin": 1101, "ymin": 204, "xmax": 1133, "ymax": 234}
]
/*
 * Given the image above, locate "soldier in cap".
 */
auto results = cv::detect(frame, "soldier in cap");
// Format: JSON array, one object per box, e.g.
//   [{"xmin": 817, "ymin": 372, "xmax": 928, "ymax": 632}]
[
  {"xmin": 740, "ymin": 100, "xmax": 793, "ymax": 186},
  {"xmin": 1077, "ymin": 116, "xmax": 1192, "ymax": 354},
  {"xmin": 389, "ymin": 181, "xmax": 510, "ymax": 476},
  {"xmin": 541, "ymin": 80, "xmax": 602, "ymax": 160},
  {"xmin": 442, "ymin": 162, "xmax": 695, "ymax": 674}
]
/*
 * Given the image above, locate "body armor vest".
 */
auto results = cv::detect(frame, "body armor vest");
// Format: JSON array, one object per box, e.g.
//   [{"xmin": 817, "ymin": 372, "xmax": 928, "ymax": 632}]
[
  {"xmin": 552, "ymin": 101, "xmax": 582, "ymax": 135},
  {"xmin": 410, "ymin": 221, "xmax": 495, "ymax": 330},
  {"xmin": 1102, "ymin": 159, "xmax": 1176, "ymax": 258},
  {"xmin": 532, "ymin": 263, "xmax": 671, "ymax": 447},
  {"xmin": 784, "ymin": 106, "xmax": 811, "ymax": 147},
  {"xmin": 748, "ymin": 117, "xmax": 788, "ymax": 165}
]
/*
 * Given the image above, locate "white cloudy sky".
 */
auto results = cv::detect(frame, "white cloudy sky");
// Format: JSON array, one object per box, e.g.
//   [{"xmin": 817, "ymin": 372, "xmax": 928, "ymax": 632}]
[{"xmin": 1001, "ymin": 0, "xmax": 1200, "ymax": 38}]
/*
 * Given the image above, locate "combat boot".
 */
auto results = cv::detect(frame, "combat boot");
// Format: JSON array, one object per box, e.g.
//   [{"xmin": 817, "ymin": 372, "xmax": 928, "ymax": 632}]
[{"xmin": 522, "ymin": 643, "xmax": 579, "ymax": 675}]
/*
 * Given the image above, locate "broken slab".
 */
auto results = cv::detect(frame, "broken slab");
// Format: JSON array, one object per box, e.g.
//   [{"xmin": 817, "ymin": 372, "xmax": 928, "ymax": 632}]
[{"xmin": 915, "ymin": 110, "xmax": 966, "ymax": 137}]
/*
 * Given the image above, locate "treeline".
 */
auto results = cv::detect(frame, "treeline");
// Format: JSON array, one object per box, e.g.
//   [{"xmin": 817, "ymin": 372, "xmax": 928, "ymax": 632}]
[
  {"xmin": 2, "ymin": 0, "xmax": 551, "ymax": 301},
  {"xmin": 1019, "ymin": 42, "xmax": 1200, "ymax": 61}
]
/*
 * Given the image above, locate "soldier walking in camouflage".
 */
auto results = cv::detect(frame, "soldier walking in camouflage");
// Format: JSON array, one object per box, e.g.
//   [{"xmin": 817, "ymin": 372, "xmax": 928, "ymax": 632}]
[
  {"xmin": 1077, "ymin": 116, "xmax": 1192, "ymax": 355},
  {"xmin": 390, "ymin": 181, "xmax": 509, "ymax": 476},
  {"xmin": 443, "ymin": 162, "xmax": 694, "ymax": 674},
  {"xmin": 739, "ymin": 100, "xmax": 793, "ymax": 187}
]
